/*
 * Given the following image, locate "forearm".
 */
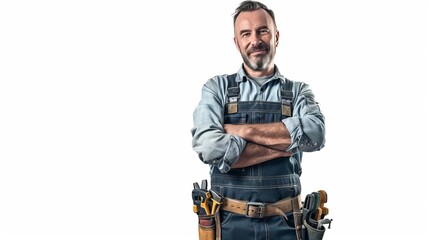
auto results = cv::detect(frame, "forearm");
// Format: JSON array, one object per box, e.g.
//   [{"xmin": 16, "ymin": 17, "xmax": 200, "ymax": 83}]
[
  {"xmin": 231, "ymin": 142, "xmax": 292, "ymax": 168},
  {"xmin": 224, "ymin": 122, "xmax": 291, "ymax": 151}
]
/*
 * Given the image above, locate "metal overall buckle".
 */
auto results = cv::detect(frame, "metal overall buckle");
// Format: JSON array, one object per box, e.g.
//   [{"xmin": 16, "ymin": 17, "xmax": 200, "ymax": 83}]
[{"xmin": 245, "ymin": 202, "xmax": 265, "ymax": 218}]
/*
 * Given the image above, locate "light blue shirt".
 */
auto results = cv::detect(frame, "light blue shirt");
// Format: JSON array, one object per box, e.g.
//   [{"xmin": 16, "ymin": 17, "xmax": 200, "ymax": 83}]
[{"xmin": 191, "ymin": 65, "xmax": 325, "ymax": 173}]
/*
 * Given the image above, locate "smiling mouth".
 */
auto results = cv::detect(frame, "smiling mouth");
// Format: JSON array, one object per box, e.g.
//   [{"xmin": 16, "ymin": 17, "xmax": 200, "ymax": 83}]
[
  {"xmin": 249, "ymin": 46, "xmax": 268, "ymax": 56},
  {"xmin": 249, "ymin": 50, "xmax": 267, "ymax": 57},
  {"xmin": 251, "ymin": 49, "xmax": 266, "ymax": 54}
]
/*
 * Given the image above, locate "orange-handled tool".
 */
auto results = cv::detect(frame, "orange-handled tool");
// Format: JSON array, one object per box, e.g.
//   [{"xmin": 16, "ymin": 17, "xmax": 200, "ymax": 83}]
[{"xmin": 318, "ymin": 190, "xmax": 329, "ymax": 219}]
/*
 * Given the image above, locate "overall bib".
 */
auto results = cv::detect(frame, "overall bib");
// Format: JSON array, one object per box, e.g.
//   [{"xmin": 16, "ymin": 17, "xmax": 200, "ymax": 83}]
[{"xmin": 211, "ymin": 74, "xmax": 302, "ymax": 240}]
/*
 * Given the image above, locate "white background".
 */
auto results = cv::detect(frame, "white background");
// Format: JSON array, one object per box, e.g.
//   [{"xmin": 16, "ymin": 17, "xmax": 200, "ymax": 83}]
[{"xmin": 0, "ymin": 0, "xmax": 428, "ymax": 239}]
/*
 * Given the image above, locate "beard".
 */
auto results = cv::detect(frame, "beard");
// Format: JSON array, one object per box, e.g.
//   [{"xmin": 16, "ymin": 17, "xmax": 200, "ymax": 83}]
[{"xmin": 241, "ymin": 42, "xmax": 273, "ymax": 71}]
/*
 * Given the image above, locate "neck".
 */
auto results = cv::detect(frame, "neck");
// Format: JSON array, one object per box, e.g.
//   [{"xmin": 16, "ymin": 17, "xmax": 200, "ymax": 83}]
[{"xmin": 243, "ymin": 64, "xmax": 275, "ymax": 78}]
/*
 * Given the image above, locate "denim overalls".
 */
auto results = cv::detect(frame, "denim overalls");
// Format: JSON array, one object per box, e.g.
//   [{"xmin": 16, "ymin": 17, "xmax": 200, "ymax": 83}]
[{"xmin": 211, "ymin": 74, "xmax": 302, "ymax": 240}]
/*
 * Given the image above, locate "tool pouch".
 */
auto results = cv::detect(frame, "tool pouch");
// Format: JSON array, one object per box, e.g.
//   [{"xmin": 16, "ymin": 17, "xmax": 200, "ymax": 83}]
[
  {"xmin": 198, "ymin": 210, "xmax": 221, "ymax": 240},
  {"xmin": 198, "ymin": 213, "xmax": 215, "ymax": 240},
  {"xmin": 300, "ymin": 190, "xmax": 332, "ymax": 240},
  {"xmin": 303, "ymin": 219, "xmax": 325, "ymax": 240},
  {"xmin": 192, "ymin": 180, "xmax": 222, "ymax": 240}
]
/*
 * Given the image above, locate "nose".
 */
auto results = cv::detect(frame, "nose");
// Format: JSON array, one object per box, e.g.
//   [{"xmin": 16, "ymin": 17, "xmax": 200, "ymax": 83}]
[{"xmin": 249, "ymin": 32, "xmax": 262, "ymax": 46}]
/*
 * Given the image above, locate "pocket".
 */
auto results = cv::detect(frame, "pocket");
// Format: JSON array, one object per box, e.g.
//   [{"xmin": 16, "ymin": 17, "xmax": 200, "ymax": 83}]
[
  {"xmin": 198, "ymin": 214, "xmax": 216, "ymax": 240},
  {"xmin": 303, "ymin": 219, "xmax": 325, "ymax": 240},
  {"xmin": 219, "ymin": 210, "xmax": 233, "ymax": 227},
  {"xmin": 280, "ymin": 211, "xmax": 296, "ymax": 229},
  {"xmin": 224, "ymin": 113, "xmax": 247, "ymax": 124}
]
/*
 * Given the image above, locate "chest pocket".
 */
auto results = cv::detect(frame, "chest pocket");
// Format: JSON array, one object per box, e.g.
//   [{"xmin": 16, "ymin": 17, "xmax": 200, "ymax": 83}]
[{"xmin": 224, "ymin": 74, "xmax": 293, "ymax": 124}]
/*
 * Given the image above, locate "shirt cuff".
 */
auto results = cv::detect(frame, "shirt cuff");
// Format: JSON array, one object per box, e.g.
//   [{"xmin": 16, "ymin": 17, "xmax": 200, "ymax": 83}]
[
  {"xmin": 283, "ymin": 117, "xmax": 301, "ymax": 152},
  {"xmin": 216, "ymin": 135, "xmax": 246, "ymax": 173},
  {"xmin": 283, "ymin": 117, "xmax": 323, "ymax": 152}
]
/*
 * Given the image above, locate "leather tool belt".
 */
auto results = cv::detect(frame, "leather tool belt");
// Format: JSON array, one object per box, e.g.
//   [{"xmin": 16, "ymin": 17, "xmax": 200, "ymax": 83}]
[
  {"xmin": 192, "ymin": 179, "xmax": 333, "ymax": 240},
  {"xmin": 221, "ymin": 195, "xmax": 302, "ymax": 219}
]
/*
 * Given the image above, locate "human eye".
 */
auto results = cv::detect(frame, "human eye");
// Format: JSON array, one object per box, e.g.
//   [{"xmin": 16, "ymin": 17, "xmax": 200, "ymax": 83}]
[
  {"xmin": 241, "ymin": 32, "xmax": 251, "ymax": 38},
  {"xmin": 259, "ymin": 28, "xmax": 270, "ymax": 35}
]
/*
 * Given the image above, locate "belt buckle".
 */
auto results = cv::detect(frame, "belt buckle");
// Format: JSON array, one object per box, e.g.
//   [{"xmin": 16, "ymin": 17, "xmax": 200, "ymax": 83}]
[{"xmin": 245, "ymin": 202, "xmax": 265, "ymax": 218}]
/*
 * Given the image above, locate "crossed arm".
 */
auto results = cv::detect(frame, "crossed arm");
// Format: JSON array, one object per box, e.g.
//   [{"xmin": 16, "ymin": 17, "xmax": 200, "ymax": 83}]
[{"xmin": 224, "ymin": 122, "xmax": 293, "ymax": 168}]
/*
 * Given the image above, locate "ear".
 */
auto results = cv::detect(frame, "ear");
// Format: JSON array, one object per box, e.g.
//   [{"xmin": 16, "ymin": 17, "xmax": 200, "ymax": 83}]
[
  {"xmin": 275, "ymin": 30, "xmax": 280, "ymax": 47},
  {"xmin": 234, "ymin": 37, "xmax": 240, "ymax": 51}
]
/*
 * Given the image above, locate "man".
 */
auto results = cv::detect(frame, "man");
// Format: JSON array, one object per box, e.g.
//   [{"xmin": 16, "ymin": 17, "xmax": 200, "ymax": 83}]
[{"xmin": 191, "ymin": 1, "xmax": 326, "ymax": 239}]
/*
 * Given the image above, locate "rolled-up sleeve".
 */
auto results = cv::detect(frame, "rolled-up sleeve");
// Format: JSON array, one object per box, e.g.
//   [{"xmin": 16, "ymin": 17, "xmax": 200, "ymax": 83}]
[
  {"xmin": 191, "ymin": 81, "xmax": 246, "ymax": 173},
  {"xmin": 283, "ymin": 83, "xmax": 325, "ymax": 153}
]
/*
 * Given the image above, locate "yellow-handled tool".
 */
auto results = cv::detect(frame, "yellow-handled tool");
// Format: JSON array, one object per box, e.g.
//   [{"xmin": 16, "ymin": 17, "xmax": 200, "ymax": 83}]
[
  {"xmin": 209, "ymin": 189, "xmax": 223, "ymax": 214},
  {"xmin": 200, "ymin": 191, "xmax": 212, "ymax": 215}
]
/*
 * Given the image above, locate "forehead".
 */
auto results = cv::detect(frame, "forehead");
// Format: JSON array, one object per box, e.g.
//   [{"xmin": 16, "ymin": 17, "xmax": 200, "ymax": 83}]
[{"xmin": 234, "ymin": 8, "xmax": 274, "ymax": 31}]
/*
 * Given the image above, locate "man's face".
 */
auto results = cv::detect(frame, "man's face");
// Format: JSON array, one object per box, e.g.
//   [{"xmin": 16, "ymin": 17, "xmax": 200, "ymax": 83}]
[{"xmin": 234, "ymin": 9, "xmax": 278, "ymax": 72}]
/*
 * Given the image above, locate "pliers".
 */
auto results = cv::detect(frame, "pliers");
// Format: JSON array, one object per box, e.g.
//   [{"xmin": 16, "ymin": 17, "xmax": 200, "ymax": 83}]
[{"xmin": 192, "ymin": 180, "xmax": 212, "ymax": 215}]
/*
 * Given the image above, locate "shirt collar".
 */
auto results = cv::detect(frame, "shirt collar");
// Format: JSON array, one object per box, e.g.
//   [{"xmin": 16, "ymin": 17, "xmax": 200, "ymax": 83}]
[{"xmin": 236, "ymin": 64, "xmax": 286, "ymax": 83}]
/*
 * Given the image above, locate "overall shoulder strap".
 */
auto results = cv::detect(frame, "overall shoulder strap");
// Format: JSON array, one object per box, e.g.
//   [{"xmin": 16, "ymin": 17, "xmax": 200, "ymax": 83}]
[
  {"xmin": 226, "ymin": 73, "xmax": 239, "ymax": 114},
  {"xmin": 226, "ymin": 73, "xmax": 239, "ymax": 99},
  {"xmin": 281, "ymin": 79, "xmax": 293, "ymax": 117}
]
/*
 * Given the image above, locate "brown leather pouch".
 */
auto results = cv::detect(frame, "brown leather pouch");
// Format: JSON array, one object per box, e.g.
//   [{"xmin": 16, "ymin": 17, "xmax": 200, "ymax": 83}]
[{"xmin": 198, "ymin": 214, "xmax": 216, "ymax": 240}]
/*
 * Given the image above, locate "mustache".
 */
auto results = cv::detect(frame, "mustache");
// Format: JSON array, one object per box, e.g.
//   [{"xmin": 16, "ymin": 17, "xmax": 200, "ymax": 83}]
[{"xmin": 248, "ymin": 43, "xmax": 269, "ymax": 54}]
